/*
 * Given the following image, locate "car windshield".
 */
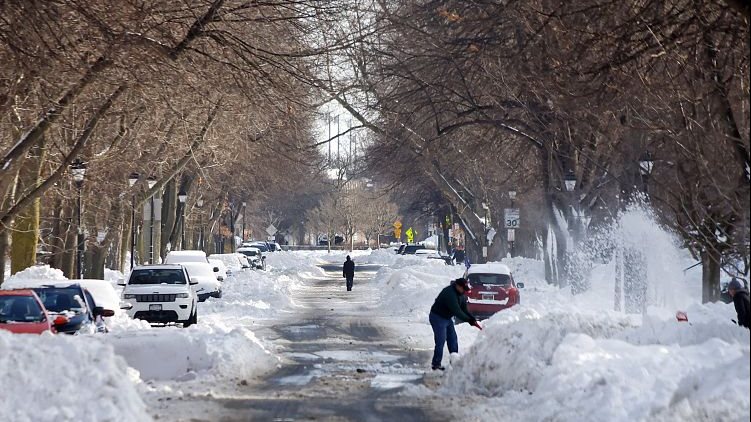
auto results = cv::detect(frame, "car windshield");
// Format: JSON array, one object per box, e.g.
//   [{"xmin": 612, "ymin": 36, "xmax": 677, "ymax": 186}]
[
  {"xmin": 468, "ymin": 273, "xmax": 512, "ymax": 287},
  {"xmin": 404, "ymin": 245, "xmax": 421, "ymax": 253},
  {"xmin": 129, "ymin": 269, "xmax": 186, "ymax": 285},
  {"xmin": 32, "ymin": 287, "xmax": 86, "ymax": 313},
  {"xmin": 251, "ymin": 244, "xmax": 269, "ymax": 252},
  {"xmin": 181, "ymin": 263, "xmax": 215, "ymax": 278},
  {"xmin": 0, "ymin": 295, "xmax": 45, "ymax": 323},
  {"xmin": 239, "ymin": 249, "xmax": 258, "ymax": 257}
]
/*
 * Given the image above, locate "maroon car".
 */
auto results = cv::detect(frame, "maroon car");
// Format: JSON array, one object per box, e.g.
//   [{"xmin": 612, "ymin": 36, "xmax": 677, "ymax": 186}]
[{"xmin": 463, "ymin": 263, "xmax": 524, "ymax": 320}]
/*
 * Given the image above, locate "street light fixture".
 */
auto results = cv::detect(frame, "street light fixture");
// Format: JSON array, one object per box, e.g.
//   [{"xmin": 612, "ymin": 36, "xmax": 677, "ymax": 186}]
[
  {"xmin": 178, "ymin": 188, "xmax": 187, "ymax": 250},
  {"xmin": 128, "ymin": 172, "xmax": 139, "ymax": 270},
  {"xmin": 70, "ymin": 159, "xmax": 87, "ymax": 279},
  {"xmin": 564, "ymin": 170, "xmax": 577, "ymax": 192}
]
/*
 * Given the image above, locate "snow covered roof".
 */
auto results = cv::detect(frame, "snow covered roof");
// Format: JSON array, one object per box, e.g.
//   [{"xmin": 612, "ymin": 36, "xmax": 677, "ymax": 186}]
[
  {"xmin": 467, "ymin": 263, "xmax": 512, "ymax": 275},
  {"xmin": 166, "ymin": 250, "xmax": 207, "ymax": 257}
]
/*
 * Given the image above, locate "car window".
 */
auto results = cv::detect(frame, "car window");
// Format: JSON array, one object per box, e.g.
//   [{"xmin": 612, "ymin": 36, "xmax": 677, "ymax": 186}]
[
  {"xmin": 0, "ymin": 295, "xmax": 45, "ymax": 323},
  {"xmin": 32, "ymin": 287, "xmax": 86, "ymax": 313},
  {"xmin": 129, "ymin": 269, "xmax": 187, "ymax": 285},
  {"xmin": 468, "ymin": 273, "xmax": 512, "ymax": 286}
]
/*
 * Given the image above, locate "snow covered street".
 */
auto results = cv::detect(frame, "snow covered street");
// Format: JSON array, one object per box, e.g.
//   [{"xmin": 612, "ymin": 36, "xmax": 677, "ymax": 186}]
[{"xmin": 2, "ymin": 249, "xmax": 749, "ymax": 421}]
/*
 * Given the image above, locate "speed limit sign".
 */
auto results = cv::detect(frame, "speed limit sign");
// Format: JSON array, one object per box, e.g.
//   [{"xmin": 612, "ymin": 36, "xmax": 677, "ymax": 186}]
[{"xmin": 504, "ymin": 208, "xmax": 520, "ymax": 229}]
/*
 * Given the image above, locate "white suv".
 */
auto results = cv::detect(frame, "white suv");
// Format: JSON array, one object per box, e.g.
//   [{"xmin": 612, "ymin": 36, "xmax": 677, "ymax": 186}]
[{"xmin": 120, "ymin": 265, "xmax": 198, "ymax": 327}]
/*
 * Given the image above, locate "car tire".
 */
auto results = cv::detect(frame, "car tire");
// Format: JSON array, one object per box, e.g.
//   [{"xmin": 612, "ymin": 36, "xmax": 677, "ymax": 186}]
[{"xmin": 182, "ymin": 307, "xmax": 197, "ymax": 328}]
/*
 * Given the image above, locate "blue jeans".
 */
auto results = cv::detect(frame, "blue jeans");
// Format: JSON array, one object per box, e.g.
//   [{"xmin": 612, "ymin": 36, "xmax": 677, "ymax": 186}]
[{"xmin": 429, "ymin": 312, "xmax": 458, "ymax": 368}]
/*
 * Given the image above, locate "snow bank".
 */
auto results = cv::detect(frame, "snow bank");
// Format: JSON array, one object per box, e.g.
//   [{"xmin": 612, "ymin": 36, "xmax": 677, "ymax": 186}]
[
  {"xmin": 0, "ymin": 330, "xmax": 150, "ymax": 422},
  {"xmin": 371, "ymin": 259, "xmax": 464, "ymax": 320},
  {"xmin": 440, "ymin": 290, "xmax": 749, "ymax": 422},
  {"xmin": 445, "ymin": 308, "xmax": 635, "ymax": 395},
  {"xmin": 530, "ymin": 335, "xmax": 749, "ymax": 422}
]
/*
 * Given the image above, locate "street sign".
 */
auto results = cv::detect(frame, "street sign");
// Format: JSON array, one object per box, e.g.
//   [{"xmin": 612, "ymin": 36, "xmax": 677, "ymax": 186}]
[
  {"xmin": 266, "ymin": 224, "xmax": 278, "ymax": 237},
  {"xmin": 504, "ymin": 208, "xmax": 520, "ymax": 229},
  {"xmin": 406, "ymin": 227, "xmax": 414, "ymax": 243},
  {"xmin": 393, "ymin": 220, "xmax": 403, "ymax": 229}
]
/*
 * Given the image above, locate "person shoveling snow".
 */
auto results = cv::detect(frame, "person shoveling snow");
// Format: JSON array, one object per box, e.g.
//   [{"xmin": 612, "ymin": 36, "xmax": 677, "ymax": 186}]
[{"xmin": 428, "ymin": 278, "xmax": 482, "ymax": 371}]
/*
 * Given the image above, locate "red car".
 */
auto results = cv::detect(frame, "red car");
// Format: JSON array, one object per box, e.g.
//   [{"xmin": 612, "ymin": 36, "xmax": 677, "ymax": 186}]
[
  {"xmin": 0, "ymin": 290, "xmax": 68, "ymax": 334},
  {"xmin": 464, "ymin": 263, "xmax": 524, "ymax": 320}
]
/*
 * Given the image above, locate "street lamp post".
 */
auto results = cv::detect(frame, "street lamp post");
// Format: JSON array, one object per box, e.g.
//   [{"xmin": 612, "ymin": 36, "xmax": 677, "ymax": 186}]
[
  {"xmin": 178, "ymin": 188, "xmax": 187, "ymax": 250},
  {"xmin": 70, "ymin": 159, "xmax": 87, "ymax": 279},
  {"xmin": 639, "ymin": 152, "xmax": 654, "ymax": 198},
  {"xmin": 508, "ymin": 190, "xmax": 517, "ymax": 257},
  {"xmin": 481, "ymin": 202, "xmax": 490, "ymax": 263},
  {"xmin": 128, "ymin": 172, "xmax": 139, "ymax": 270},
  {"xmin": 146, "ymin": 176, "xmax": 157, "ymax": 263},
  {"xmin": 197, "ymin": 198, "xmax": 205, "ymax": 251},
  {"xmin": 242, "ymin": 201, "xmax": 247, "ymax": 242}
]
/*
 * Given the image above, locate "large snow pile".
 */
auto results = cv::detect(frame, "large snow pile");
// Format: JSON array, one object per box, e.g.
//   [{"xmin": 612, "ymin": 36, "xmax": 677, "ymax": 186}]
[
  {"xmin": 441, "ymin": 301, "xmax": 750, "ymax": 422},
  {"xmin": 445, "ymin": 308, "xmax": 636, "ymax": 395},
  {"xmin": 0, "ymin": 330, "xmax": 150, "ymax": 422},
  {"xmin": 104, "ymin": 325, "xmax": 279, "ymax": 382},
  {"xmin": 371, "ymin": 259, "xmax": 464, "ymax": 320}
]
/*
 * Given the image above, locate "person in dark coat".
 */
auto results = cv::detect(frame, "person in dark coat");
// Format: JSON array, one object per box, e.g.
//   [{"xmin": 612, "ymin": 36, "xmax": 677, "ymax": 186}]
[
  {"xmin": 343, "ymin": 256, "xmax": 355, "ymax": 291},
  {"xmin": 727, "ymin": 278, "xmax": 750, "ymax": 329},
  {"xmin": 428, "ymin": 278, "xmax": 482, "ymax": 370}
]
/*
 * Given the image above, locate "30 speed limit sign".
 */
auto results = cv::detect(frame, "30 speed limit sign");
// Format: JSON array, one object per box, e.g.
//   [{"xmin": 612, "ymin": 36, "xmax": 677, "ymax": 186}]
[{"xmin": 504, "ymin": 208, "xmax": 520, "ymax": 229}]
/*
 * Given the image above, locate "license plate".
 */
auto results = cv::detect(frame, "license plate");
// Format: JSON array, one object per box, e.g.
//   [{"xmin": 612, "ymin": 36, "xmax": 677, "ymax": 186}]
[
  {"xmin": 149, "ymin": 304, "xmax": 162, "ymax": 311},
  {"xmin": 482, "ymin": 294, "xmax": 495, "ymax": 300}
]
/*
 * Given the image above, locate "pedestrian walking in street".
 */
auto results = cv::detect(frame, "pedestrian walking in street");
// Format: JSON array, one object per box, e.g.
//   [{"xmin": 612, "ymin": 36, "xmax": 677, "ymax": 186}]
[
  {"xmin": 343, "ymin": 255, "xmax": 355, "ymax": 291},
  {"xmin": 428, "ymin": 278, "xmax": 482, "ymax": 370},
  {"xmin": 727, "ymin": 278, "xmax": 750, "ymax": 329}
]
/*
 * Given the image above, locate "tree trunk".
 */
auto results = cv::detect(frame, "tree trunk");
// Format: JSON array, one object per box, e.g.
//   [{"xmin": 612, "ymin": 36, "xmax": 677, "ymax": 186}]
[
  {"xmin": 11, "ymin": 137, "xmax": 46, "ymax": 274},
  {"xmin": 161, "ymin": 179, "xmax": 177, "ymax": 257},
  {"xmin": 701, "ymin": 248, "xmax": 722, "ymax": 303}
]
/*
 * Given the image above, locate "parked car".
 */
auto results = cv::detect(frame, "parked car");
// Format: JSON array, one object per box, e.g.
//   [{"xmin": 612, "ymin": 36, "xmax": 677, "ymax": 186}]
[
  {"xmin": 209, "ymin": 253, "xmax": 251, "ymax": 275},
  {"xmin": 208, "ymin": 259, "xmax": 228, "ymax": 281},
  {"xmin": 165, "ymin": 249, "xmax": 223, "ymax": 282},
  {"xmin": 119, "ymin": 265, "xmax": 198, "ymax": 327},
  {"xmin": 463, "ymin": 263, "xmax": 524, "ymax": 320},
  {"xmin": 401, "ymin": 244, "xmax": 425, "ymax": 255},
  {"xmin": 180, "ymin": 262, "xmax": 222, "ymax": 301},
  {"xmin": 237, "ymin": 247, "xmax": 265, "ymax": 270},
  {"xmin": 395, "ymin": 244, "xmax": 406, "ymax": 254},
  {"xmin": 0, "ymin": 289, "xmax": 68, "ymax": 334},
  {"xmin": 3, "ymin": 280, "xmax": 113, "ymax": 334}
]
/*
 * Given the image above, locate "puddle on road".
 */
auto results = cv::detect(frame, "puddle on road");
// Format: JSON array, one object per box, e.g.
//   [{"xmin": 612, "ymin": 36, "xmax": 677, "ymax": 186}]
[
  {"xmin": 370, "ymin": 373, "xmax": 424, "ymax": 390},
  {"xmin": 314, "ymin": 350, "xmax": 400, "ymax": 363}
]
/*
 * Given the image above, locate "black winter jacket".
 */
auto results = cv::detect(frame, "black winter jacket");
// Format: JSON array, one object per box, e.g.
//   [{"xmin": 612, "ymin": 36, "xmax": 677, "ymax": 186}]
[
  {"xmin": 343, "ymin": 260, "xmax": 355, "ymax": 278},
  {"xmin": 430, "ymin": 285, "xmax": 474, "ymax": 323},
  {"xmin": 733, "ymin": 289, "xmax": 750, "ymax": 329}
]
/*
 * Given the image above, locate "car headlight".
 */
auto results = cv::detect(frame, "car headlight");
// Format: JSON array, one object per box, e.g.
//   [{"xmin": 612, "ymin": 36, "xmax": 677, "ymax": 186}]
[
  {"xmin": 176, "ymin": 293, "xmax": 190, "ymax": 299},
  {"xmin": 123, "ymin": 294, "xmax": 137, "ymax": 299}
]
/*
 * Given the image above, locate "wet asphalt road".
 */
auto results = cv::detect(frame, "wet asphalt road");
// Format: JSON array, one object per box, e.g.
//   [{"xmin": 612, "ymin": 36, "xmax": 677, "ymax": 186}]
[{"xmin": 201, "ymin": 263, "xmax": 449, "ymax": 421}]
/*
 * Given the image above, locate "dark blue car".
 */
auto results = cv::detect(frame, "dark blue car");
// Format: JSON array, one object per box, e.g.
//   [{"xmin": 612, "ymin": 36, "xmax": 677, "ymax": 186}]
[{"xmin": 32, "ymin": 284, "xmax": 110, "ymax": 334}]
